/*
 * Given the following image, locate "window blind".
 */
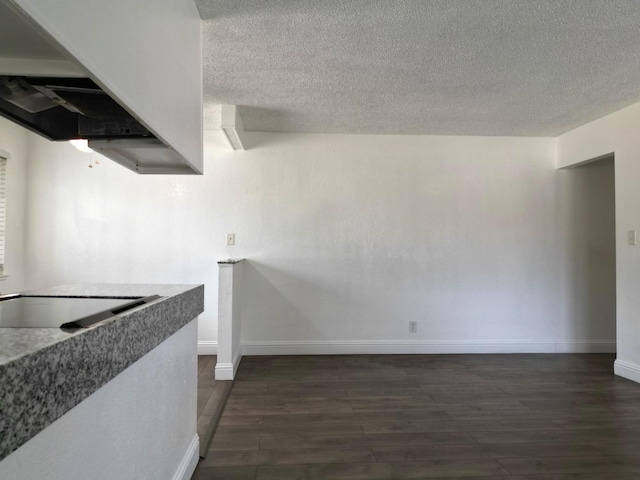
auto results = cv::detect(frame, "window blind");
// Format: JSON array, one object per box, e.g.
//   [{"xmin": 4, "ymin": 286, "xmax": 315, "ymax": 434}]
[{"xmin": 0, "ymin": 149, "xmax": 8, "ymax": 274}]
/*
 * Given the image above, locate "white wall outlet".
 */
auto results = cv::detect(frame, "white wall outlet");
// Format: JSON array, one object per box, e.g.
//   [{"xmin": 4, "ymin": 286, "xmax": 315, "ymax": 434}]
[
  {"xmin": 226, "ymin": 233, "xmax": 235, "ymax": 245},
  {"xmin": 409, "ymin": 321, "xmax": 417, "ymax": 333},
  {"xmin": 628, "ymin": 230, "xmax": 637, "ymax": 246}
]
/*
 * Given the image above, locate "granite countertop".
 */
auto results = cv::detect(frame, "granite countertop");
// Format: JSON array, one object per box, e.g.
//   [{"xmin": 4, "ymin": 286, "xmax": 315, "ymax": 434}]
[{"xmin": 0, "ymin": 283, "xmax": 204, "ymax": 461}]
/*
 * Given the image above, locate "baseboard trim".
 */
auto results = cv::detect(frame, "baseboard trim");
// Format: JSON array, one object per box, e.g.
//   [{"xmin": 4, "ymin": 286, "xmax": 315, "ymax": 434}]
[
  {"xmin": 555, "ymin": 341, "xmax": 616, "ymax": 353},
  {"xmin": 242, "ymin": 340, "xmax": 616, "ymax": 355},
  {"xmin": 215, "ymin": 346, "xmax": 243, "ymax": 380},
  {"xmin": 614, "ymin": 359, "xmax": 640, "ymax": 384},
  {"xmin": 215, "ymin": 362, "xmax": 234, "ymax": 379},
  {"xmin": 172, "ymin": 434, "xmax": 199, "ymax": 480},
  {"xmin": 198, "ymin": 341, "xmax": 217, "ymax": 355},
  {"xmin": 232, "ymin": 346, "xmax": 243, "ymax": 375}
]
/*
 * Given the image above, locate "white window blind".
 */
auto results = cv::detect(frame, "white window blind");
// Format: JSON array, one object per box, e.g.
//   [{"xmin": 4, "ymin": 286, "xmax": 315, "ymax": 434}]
[{"xmin": 0, "ymin": 149, "xmax": 8, "ymax": 274}]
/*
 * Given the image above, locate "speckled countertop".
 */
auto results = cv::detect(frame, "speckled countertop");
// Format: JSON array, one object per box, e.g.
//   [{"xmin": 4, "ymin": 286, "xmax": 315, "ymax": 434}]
[{"xmin": 0, "ymin": 284, "xmax": 204, "ymax": 461}]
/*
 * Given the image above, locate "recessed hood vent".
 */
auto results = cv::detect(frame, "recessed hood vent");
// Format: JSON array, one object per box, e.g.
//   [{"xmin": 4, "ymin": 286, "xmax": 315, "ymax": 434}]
[
  {"xmin": 0, "ymin": 76, "xmax": 198, "ymax": 174},
  {"xmin": 0, "ymin": 76, "xmax": 152, "ymax": 141}
]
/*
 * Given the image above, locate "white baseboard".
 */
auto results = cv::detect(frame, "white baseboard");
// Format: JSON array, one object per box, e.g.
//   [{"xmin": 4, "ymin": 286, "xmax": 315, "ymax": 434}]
[
  {"xmin": 614, "ymin": 359, "xmax": 640, "ymax": 384},
  {"xmin": 215, "ymin": 362, "xmax": 234, "ymax": 380},
  {"xmin": 198, "ymin": 341, "xmax": 217, "ymax": 355},
  {"xmin": 555, "ymin": 341, "xmax": 616, "ymax": 353},
  {"xmin": 242, "ymin": 340, "xmax": 616, "ymax": 355},
  {"xmin": 172, "ymin": 434, "xmax": 199, "ymax": 480},
  {"xmin": 215, "ymin": 346, "xmax": 243, "ymax": 380}
]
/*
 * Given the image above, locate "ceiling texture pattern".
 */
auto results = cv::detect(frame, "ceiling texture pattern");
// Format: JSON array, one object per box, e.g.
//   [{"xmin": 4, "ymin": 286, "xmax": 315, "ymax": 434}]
[{"xmin": 199, "ymin": 0, "xmax": 640, "ymax": 136}]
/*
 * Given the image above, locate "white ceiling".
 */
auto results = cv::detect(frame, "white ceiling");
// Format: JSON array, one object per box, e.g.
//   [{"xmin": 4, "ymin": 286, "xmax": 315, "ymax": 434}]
[{"xmin": 198, "ymin": 0, "xmax": 640, "ymax": 136}]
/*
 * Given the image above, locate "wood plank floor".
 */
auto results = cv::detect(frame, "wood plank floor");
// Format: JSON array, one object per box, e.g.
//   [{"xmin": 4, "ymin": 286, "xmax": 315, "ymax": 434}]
[
  {"xmin": 190, "ymin": 353, "xmax": 640, "ymax": 480},
  {"xmin": 197, "ymin": 356, "xmax": 234, "ymax": 457}
]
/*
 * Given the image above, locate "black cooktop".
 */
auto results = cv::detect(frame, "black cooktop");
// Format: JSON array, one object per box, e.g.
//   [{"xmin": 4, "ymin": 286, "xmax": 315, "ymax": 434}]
[{"xmin": 0, "ymin": 295, "xmax": 160, "ymax": 329}]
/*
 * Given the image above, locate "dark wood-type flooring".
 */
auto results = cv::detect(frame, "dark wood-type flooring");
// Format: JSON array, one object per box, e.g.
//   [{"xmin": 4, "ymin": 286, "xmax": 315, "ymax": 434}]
[
  {"xmin": 191, "ymin": 353, "xmax": 640, "ymax": 479},
  {"xmin": 198, "ymin": 355, "xmax": 234, "ymax": 457}
]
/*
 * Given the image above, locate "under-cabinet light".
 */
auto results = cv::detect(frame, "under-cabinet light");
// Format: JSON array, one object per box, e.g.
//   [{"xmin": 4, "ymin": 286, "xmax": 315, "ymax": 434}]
[{"xmin": 69, "ymin": 139, "xmax": 93, "ymax": 153}]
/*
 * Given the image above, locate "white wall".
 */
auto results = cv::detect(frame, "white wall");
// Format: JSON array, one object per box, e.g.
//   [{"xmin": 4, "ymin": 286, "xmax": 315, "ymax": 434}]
[
  {"xmin": 0, "ymin": 116, "xmax": 28, "ymax": 294},
  {"xmin": 558, "ymin": 100, "xmax": 640, "ymax": 381},
  {"xmin": 23, "ymin": 135, "xmax": 225, "ymax": 343},
  {"xmin": 236, "ymin": 134, "xmax": 563, "ymax": 350},
  {"xmin": 22, "ymin": 130, "xmax": 616, "ymax": 353}
]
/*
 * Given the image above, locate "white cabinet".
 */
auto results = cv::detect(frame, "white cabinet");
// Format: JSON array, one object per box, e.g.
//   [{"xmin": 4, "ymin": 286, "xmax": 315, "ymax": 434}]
[{"xmin": 2, "ymin": 0, "xmax": 203, "ymax": 174}]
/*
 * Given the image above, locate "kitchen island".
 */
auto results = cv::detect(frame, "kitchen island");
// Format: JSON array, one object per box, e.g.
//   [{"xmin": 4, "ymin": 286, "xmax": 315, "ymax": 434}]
[{"xmin": 0, "ymin": 284, "xmax": 204, "ymax": 480}]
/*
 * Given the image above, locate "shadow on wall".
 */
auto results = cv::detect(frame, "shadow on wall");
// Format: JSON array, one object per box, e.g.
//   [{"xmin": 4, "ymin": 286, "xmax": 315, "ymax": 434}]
[
  {"xmin": 556, "ymin": 156, "xmax": 616, "ymax": 346},
  {"xmin": 241, "ymin": 260, "xmax": 319, "ymax": 342},
  {"xmin": 240, "ymin": 260, "xmax": 396, "ymax": 344}
]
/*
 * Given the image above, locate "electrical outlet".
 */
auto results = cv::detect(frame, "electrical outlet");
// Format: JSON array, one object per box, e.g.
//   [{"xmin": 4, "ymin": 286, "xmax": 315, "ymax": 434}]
[
  {"xmin": 226, "ymin": 233, "xmax": 235, "ymax": 245},
  {"xmin": 409, "ymin": 321, "xmax": 417, "ymax": 333}
]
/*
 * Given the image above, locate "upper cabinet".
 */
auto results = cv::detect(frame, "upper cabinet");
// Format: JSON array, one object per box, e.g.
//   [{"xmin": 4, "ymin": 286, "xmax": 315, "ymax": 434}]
[{"xmin": 0, "ymin": 0, "xmax": 203, "ymax": 174}]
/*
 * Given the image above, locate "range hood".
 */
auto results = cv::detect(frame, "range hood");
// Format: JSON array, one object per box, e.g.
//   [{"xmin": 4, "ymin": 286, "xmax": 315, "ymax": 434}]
[{"xmin": 0, "ymin": 75, "xmax": 198, "ymax": 174}]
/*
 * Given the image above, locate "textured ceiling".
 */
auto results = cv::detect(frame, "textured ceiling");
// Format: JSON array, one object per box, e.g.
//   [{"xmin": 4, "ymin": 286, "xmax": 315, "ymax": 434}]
[{"xmin": 198, "ymin": 0, "xmax": 640, "ymax": 136}]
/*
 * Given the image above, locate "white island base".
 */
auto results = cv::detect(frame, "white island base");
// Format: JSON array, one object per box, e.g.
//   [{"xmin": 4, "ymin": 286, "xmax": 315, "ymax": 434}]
[{"xmin": 0, "ymin": 319, "xmax": 199, "ymax": 480}]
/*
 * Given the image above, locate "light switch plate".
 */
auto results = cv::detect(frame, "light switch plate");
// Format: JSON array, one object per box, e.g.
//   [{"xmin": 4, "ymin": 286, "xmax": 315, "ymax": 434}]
[
  {"xmin": 628, "ymin": 230, "xmax": 636, "ymax": 246},
  {"xmin": 226, "ymin": 233, "xmax": 235, "ymax": 245}
]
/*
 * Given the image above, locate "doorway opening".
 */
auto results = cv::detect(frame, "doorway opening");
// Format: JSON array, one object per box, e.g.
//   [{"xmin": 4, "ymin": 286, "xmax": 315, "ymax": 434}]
[{"xmin": 558, "ymin": 154, "xmax": 616, "ymax": 353}]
